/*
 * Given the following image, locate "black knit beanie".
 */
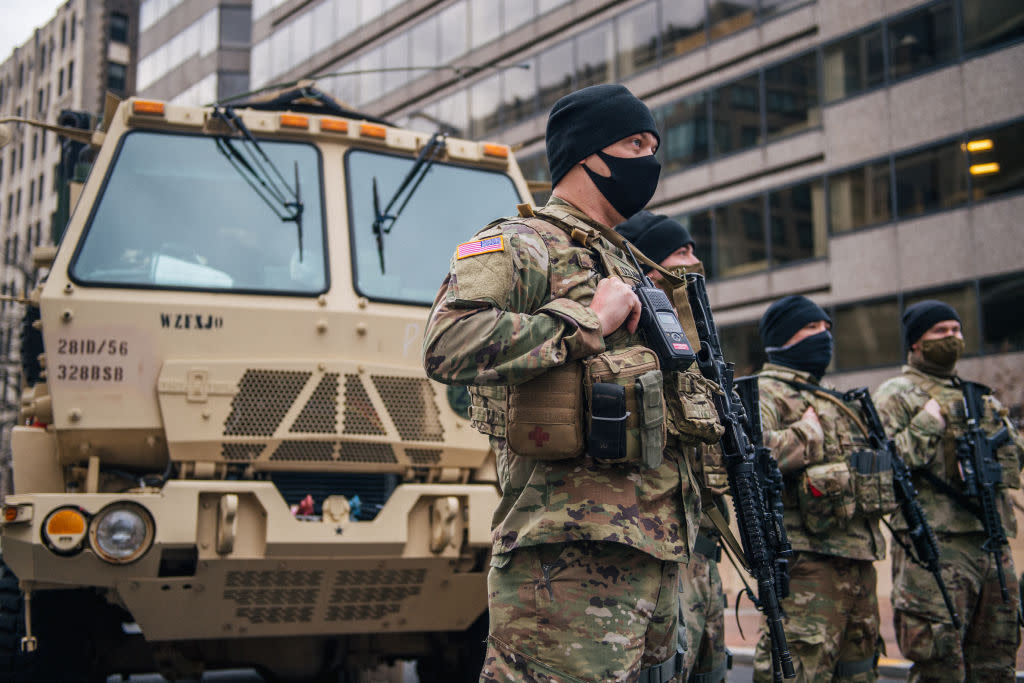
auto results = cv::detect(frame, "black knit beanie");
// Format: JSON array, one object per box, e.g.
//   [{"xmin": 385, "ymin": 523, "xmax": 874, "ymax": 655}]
[
  {"xmin": 615, "ymin": 211, "xmax": 695, "ymax": 265},
  {"xmin": 759, "ymin": 295, "xmax": 832, "ymax": 350},
  {"xmin": 902, "ymin": 300, "xmax": 961, "ymax": 350},
  {"xmin": 546, "ymin": 84, "xmax": 660, "ymax": 188}
]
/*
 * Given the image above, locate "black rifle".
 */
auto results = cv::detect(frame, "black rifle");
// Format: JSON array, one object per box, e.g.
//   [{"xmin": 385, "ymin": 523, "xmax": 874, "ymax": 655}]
[
  {"xmin": 734, "ymin": 375, "xmax": 792, "ymax": 608},
  {"xmin": 843, "ymin": 387, "xmax": 961, "ymax": 629},
  {"xmin": 957, "ymin": 381, "xmax": 1012, "ymax": 602},
  {"xmin": 685, "ymin": 273, "xmax": 795, "ymax": 681}
]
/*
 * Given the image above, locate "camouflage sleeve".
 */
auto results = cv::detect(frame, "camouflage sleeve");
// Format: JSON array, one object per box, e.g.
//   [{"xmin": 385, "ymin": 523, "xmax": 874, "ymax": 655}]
[
  {"xmin": 759, "ymin": 381, "xmax": 824, "ymax": 475},
  {"xmin": 987, "ymin": 395, "xmax": 1024, "ymax": 471},
  {"xmin": 422, "ymin": 225, "xmax": 605, "ymax": 386},
  {"xmin": 873, "ymin": 378, "xmax": 943, "ymax": 470}
]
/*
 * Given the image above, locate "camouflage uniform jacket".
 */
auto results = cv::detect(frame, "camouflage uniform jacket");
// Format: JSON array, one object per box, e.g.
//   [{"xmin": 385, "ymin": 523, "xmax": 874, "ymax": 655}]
[
  {"xmin": 874, "ymin": 364, "xmax": 1024, "ymax": 536},
  {"xmin": 758, "ymin": 364, "xmax": 885, "ymax": 561},
  {"xmin": 422, "ymin": 197, "xmax": 691, "ymax": 563}
]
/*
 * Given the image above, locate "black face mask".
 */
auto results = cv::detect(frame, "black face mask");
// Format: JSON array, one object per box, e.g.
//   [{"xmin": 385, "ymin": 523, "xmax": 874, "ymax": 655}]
[
  {"xmin": 582, "ymin": 150, "xmax": 661, "ymax": 220},
  {"xmin": 767, "ymin": 330, "xmax": 833, "ymax": 379}
]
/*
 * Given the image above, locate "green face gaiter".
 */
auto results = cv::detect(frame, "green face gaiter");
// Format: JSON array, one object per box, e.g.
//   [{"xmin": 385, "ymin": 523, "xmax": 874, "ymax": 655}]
[{"xmin": 913, "ymin": 336, "xmax": 965, "ymax": 375}]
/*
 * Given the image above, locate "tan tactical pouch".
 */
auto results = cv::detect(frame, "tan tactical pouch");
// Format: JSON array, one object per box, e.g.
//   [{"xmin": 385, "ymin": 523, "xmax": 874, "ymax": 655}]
[
  {"xmin": 848, "ymin": 449, "xmax": 898, "ymax": 516},
  {"xmin": 991, "ymin": 402, "xmax": 1021, "ymax": 490},
  {"xmin": 666, "ymin": 370, "xmax": 725, "ymax": 445},
  {"xmin": 506, "ymin": 362, "xmax": 585, "ymax": 460},
  {"xmin": 583, "ymin": 346, "xmax": 665, "ymax": 467},
  {"xmin": 798, "ymin": 461, "xmax": 856, "ymax": 535}
]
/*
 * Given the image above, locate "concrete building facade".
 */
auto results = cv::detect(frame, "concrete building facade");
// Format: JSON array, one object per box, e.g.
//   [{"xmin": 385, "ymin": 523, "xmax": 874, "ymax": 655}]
[
  {"xmin": 137, "ymin": 0, "xmax": 252, "ymax": 104},
  {"xmin": 0, "ymin": 0, "xmax": 140, "ymax": 491}
]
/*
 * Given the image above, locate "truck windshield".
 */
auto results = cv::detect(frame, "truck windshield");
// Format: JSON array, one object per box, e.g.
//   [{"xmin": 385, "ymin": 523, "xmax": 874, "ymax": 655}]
[
  {"xmin": 346, "ymin": 149, "xmax": 521, "ymax": 305},
  {"xmin": 71, "ymin": 130, "xmax": 326, "ymax": 295}
]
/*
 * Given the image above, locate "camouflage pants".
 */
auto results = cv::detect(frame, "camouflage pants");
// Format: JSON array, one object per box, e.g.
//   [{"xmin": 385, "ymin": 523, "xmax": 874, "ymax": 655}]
[
  {"xmin": 892, "ymin": 532, "xmax": 1020, "ymax": 683},
  {"xmin": 480, "ymin": 540, "xmax": 681, "ymax": 682},
  {"xmin": 753, "ymin": 552, "xmax": 879, "ymax": 683},
  {"xmin": 679, "ymin": 547, "xmax": 727, "ymax": 682}
]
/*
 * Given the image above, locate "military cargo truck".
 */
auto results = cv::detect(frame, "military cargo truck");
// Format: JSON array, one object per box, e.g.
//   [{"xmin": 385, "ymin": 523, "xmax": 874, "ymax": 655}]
[{"xmin": 0, "ymin": 86, "xmax": 525, "ymax": 681}]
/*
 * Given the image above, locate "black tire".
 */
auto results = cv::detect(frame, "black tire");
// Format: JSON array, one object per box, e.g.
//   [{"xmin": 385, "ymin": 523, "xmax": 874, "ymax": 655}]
[
  {"xmin": 416, "ymin": 612, "xmax": 489, "ymax": 683},
  {"xmin": 0, "ymin": 556, "xmax": 105, "ymax": 683}
]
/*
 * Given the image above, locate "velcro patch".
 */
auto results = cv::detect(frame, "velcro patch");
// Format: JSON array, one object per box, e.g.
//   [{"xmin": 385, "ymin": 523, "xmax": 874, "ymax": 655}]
[{"xmin": 456, "ymin": 236, "xmax": 504, "ymax": 259}]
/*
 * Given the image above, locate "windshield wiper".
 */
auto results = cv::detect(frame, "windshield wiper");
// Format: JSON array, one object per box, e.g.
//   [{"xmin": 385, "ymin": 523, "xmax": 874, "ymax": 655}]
[
  {"xmin": 371, "ymin": 131, "xmax": 446, "ymax": 272},
  {"xmin": 212, "ymin": 106, "xmax": 306, "ymax": 259}
]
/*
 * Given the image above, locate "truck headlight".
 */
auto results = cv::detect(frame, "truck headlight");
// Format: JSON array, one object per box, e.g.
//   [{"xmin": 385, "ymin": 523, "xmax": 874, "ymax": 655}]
[
  {"xmin": 89, "ymin": 503, "xmax": 154, "ymax": 564},
  {"xmin": 41, "ymin": 506, "xmax": 88, "ymax": 555}
]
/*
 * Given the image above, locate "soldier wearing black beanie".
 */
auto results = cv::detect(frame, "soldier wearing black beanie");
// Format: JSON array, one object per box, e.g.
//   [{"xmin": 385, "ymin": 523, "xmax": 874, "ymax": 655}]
[
  {"xmin": 615, "ymin": 211, "xmax": 695, "ymax": 266},
  {"xmin": 902, "ymin": 300, "xmax": 962, "ymax": 351}
]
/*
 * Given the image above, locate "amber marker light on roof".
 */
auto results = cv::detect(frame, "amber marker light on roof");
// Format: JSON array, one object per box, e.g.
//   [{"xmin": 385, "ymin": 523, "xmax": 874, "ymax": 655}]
[
  {"xmin": 360, "ymin": 123, "xmax": 387, "ymax": 139},
  {"xmin": 280, "ymin": 114, "xmax": 309, "ymax": 129},
  {"xmin": 966, "ymin": 139, "xmax": 994, "ymax": 152},
  {"xmin": 483, "ymin": 143, "xmax": 509, "ymax": 158},
  {"xmin": 320, "ymin": 118, "xmax": 349, "ymax": 133},
  {"xmin": 132, "ymin": 100, "xmax": 165, "ymax": 115},
  {"xmin": 969, "ymin": 162, "xmax": 1000, "ymax": 176}
]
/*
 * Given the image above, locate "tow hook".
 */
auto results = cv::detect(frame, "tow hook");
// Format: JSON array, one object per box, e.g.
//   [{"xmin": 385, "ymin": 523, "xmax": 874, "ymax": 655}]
[{"xmin": 20, "ymin": 584, "xmax": 38, "ymax": 652}]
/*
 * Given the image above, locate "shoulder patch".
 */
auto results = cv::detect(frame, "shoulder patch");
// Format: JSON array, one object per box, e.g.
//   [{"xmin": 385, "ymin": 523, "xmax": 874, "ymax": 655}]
[{"xmin": 457, "ymin": 236, "xmax": 504, "ymax": 259}]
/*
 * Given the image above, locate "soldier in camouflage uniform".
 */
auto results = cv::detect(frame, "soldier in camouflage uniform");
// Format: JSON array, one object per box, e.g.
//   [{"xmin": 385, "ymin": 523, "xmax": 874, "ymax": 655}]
[
  {"xmin": 423, "ymin": 85, "xmax": 702, "ymax": 682},
  {"xmin": 616, "ymin": 211, "xmax": 731, "ymax": 683},
  {"xmin": 751, "ymin": 296, "xmax": 890, "ymax": 683},
  {"xmin": 874, "ymin": 300, "xmax": 1024, "ymax": 683}
]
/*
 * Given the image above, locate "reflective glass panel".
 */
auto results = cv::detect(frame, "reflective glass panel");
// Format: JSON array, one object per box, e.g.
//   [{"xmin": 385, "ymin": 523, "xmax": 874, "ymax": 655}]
[
  {"xmin": 469, "ymin": 73, "xmax": 502, "ymax": 139},
  {"xmin": 673, "ymin": 209, "xmax": 714, "ymax": 276},
  {"xmin": 828, "ymin": 160, "xmax": 892, "ymax": 233},
  {"xmin": 764, "ymin": 52, "xmax": 819, "ymax": 141},
  {"xmin": 500, "ymin": 59, "xmax": 537, "ymax": 128},
  {"xmin": 719, "ymin": 322, "xmax": 766, "ymax": 377},
  {"xmin": 888, "ymin": 1, "xmax": 956, "ymax": 82},
  {"xmin": 832, "ymin": 298, "xmax": 903, "ymax": 370},
  {"xmin": 962, "ymin": 0, "xmax": 1024, "ymax": 53},
  {"xmin": 714, "ymin": 196, "xmax": 767, "ymax": 277},
  {"xmin": 655, "ymin": 92, "xmax": 710, "ymax": 173},
  {"xmin": 615, "ymin": 2, "xmax": 659, "ymax": 80},
  {"xmin": 980, "ymin": 271, "xmax": 1024, "ymax": 353},
  {"xmin": 769, "ymin": 180, "xmax": 826, "ymax": 266},
  {"xmin": 576, "ymin": 23, "xmax": 613, "ymax": 90},
  {"xmin": 346, "ymin": 149, "xmax": 522, "ymax": 304},
  {"xmin": 708, "ymin": 0, "xmax": 757, "ymax": 41},
  {"xmin": 72, "ymin": 132, "xmax": 326, "ymax": 294},
  {"xmin": 661, "ymin": 0, "xmax": 706, "ymax": 60},
  {"xmin": 471, "ymin": 0, "xmax": 502, "ymax": 49},
  {"xmin": 894, "ymin": 142, "xmax": 968, "ymax": 218},
  {"xmin": 823, "ymin": 27, "xmax": 884, "ymax": 103},
  {"xmin": 439, "ymin": 2, "xmax": 468, "ymax": 65},
  {"xmin": 410, "ymin": 14, "xmax": 440, "ymax": 72},
  {"xmin": 967, "ymin": 119, "xmax": 1024, "ymax": 201},
  {"xmin": 538, "ymin": 41, "xmax": 575, "ymax": 110},
  {"xmin": 711, "ymin": 73, "xmax": 761, "ymax": 156}
]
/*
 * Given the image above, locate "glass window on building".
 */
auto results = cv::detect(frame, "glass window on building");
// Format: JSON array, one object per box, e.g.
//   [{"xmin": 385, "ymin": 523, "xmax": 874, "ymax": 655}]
[
  {"xmin": 471, "ymin": 0, "xmax": 502, "ymax": 49},
  {"xmin": 894, "ymin": 141, "xmax": 968, "ymax": 218},
  {"xmin": 107, "ymin": 63, "xmax": 127, "ymax": 94},
  {"xmin": 538, "ymin": 0, "xmax": 569, "ymax": 13},
  {"xmin": 823, "ymin": 26, "xmax": 884, "ymax": 103},
  {"xmin": 361, "ymin": 0, "xmax": 384, "ymax": 24},
  {"xmin": 903, "ymin": 285, "xmax": 980, "ymax": 354},
  {"xmin": 661, "ymin": 0, "xmax": 706, "ymax": 60},
  {"xmin": 711, "ymin": 73, "xmax": 761, "ymax": 156},
  {"xmin": 382, "ymin": 33, "xmax": 410, "ymax": 94},
  {"xmin": 760, "ymin": 0, "xmax": 807, "ymax": 17},
  {"xmin": 217, "ymin": 72, "xmax": 249, "ymax": 101},
  {"xmin": 764, "ymin": 52, "xmax": 819, "ymax": 141},
  {"xmin": 357, "ymin": 48, "xmax": 383, "ymax": 107},
  {"xmin": 673, "ymin": 209, "xmax": 713, "ymax": 274},
  {"xmin": 500, "ymin": 59, "xmax": 537, "ymax": 128},
  {"xmin": 538, "ymin": 41, "xmax": 574, "ymax": 110},
  {"xmin": 439, "ymin": 2, "xmax": 468, "ymax": 65},
  {"xmin": 220, "ymin": 6, "xmax": 251, "ymax": 46},
  {"xmin": 410, "ymin": 14, "xmax": 440, "ymax": 72},
  {"xmin": 719, "ymin": 321, "xmax": 766, "ymax": 377},
  {"xmin": 655, "ymin": 92, "xmax": 710, "ymax": 173},
  {"xmin": 615, "ymin": 2, "xmax": 659, "ymax": 80},
  {"xmin": 109, "ymin": 12, "xmax": 129, "ymax": 43},
  {"xmin": 888, "ymin": 1, "xmax": 956, "ymax": 82},
  {"xmin": 432, "ymin": 90, "xmax": 470, "ymax": 138},
  {"xmin": 980, "ymin": 271, "xmax": 1024, "ymax": 354},
  {"xmin": 504, "ymin": 0, "xmax": 534, "ymax": 33},
  {"xmin": 708, "ymin": 0, "xmax": 757, "ymax": 41},
  {"xmin": 312, "ymin": 1, "xmax": 334, "ymax": 54},
  {"xmin": 517, "ymin": 150, "xmax": 551, "ymax": 205},
  {"xmin": 575, "ymin": 23, "xmax": 613, "ymax": 90},
  {"xmin": 966, "ymin": 119, "xmax": 1024, "ymax": 201},
  {"xmin": 715, "ymin": 195, "xmax": 767, "ymax": 277},
  {"xmin": 962, "ymin": 0, "xmax": 1024, "ymax": 54},
  {"xmin": 832, "ymin": 298, "xmax": 902, "ymax": 371},
  {"xmin": 769, "ymin": 180, "xmax": 826, "ymax": 266},
  {"xmin": 469, "ymin": 73, "xmax": 502, "ymax": 140},
  {"xmin": 829, "ymin": 160, "xmax": 892, "ymax": 233}
]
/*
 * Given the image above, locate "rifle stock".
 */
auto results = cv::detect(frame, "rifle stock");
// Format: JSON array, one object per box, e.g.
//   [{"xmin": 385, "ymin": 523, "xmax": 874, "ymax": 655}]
[{"xmin": 685, "ymin": 273, "xmax": 795, "ymax": 680}]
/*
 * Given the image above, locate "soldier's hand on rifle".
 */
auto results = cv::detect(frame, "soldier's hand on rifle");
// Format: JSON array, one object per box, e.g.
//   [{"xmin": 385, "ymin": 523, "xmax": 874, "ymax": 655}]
[
  {"xmin": 923, "ymin": 398, "xmax": 946, "ymax": 431},
  {"xmin": 590, "ymin": 277, "xmax": 641, "ymax": 336}
]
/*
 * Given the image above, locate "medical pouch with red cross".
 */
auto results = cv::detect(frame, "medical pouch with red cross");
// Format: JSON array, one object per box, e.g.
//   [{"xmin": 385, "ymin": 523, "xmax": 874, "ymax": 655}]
[{"xmin": 506, "ymin": 361, "xmax": 585, "ymax": 461}]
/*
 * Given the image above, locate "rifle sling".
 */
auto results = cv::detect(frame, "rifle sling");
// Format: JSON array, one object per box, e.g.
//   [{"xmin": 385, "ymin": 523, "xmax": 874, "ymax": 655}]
[
  {"xmin": 917, "ymin": 469, "xmax": 983, "ymax": 519},
  {"xmin": 764, "ymin": 377, "xmax": 871, "ymax": 439},
  {"xmin": 704, "ymin": 503, "xmax": 750, "ymax": 573}
]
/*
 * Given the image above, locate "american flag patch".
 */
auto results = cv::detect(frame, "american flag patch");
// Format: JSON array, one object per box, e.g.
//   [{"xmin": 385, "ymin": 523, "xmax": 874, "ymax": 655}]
[{"xmin": 456, "ymin": 236, "xmax": 504, "ymax": 259}]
